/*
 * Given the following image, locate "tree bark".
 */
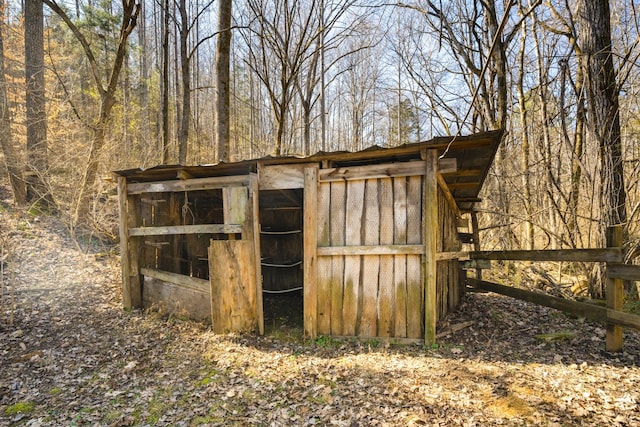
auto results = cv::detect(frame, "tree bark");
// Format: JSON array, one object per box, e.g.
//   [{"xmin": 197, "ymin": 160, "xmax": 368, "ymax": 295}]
[
  {"xmin": 0, "ymin": 0, "xmax": 25, "ymax": 204},
  {"xmin": 25, "ymin": 0, "xmax": 54, "ymax": 210},
  {"xmin": 161, "ymin": 0, "xmax": 170, "ymax": 164},
  {"xmin": 216, "ymin": 0, "xmax": 232, "ymax": 162},
  {"xmin": 578, "ymin": 0, "xmax": 627, "ymax": 298},
  {"xmin": 177, "ymin": 0, "xmax": 190, "ymax": 165}
]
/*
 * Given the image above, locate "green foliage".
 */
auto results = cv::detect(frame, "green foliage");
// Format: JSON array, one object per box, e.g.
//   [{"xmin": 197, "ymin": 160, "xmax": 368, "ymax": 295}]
[{"xmin": 4, "ymin": 401, "xmax": 35, "ymax": 416}]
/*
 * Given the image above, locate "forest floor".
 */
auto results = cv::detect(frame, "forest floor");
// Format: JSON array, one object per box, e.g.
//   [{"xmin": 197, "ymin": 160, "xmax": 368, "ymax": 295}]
[{"xmin": 0, "ymin": 201, "xmax": 639, "ymax": 426}]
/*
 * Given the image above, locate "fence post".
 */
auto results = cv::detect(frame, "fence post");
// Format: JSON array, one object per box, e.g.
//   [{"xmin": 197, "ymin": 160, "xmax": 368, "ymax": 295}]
[{"xmin": 606, "ymin": 225, "xmax": 624, "ymax": 352}]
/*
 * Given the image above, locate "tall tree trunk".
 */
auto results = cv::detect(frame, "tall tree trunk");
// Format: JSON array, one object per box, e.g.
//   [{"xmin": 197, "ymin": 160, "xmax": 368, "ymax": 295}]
[
  {"xmin": 216, "ymin": 0, "xmax": 231, "ymax": 162},
  {"xmin": 24, "ymin": 0, "xmax": 54, "ymax": 210},
  {"xmin": 578, "ymin": 0, "xmax": 627, "ymax": 298},
  {"xmin": 161, "ymin": 0, "xmax": 170, "ymax": 164},
  {"xmin": 517, "ymin": 20, "xmax": 533, "ymax": 250},
  {"xmin": 177, "ymin": 0, "xmax": 190, "ymax": 165},
  {"xmin": 0, "ymin": 0, "xmax": 25, "ymax": 204}
]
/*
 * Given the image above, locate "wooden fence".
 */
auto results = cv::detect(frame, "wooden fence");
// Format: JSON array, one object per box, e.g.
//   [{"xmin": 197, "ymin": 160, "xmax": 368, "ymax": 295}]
[{"xmin": 466, "ymin": 229, "xmax": 640, "ymax": 351}]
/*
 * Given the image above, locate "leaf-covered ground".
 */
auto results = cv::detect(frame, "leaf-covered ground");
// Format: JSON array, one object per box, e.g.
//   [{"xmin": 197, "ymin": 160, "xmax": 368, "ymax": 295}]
[{"xmin": 0, "ymin": 209, "xmax": 639, "ymax": 426}]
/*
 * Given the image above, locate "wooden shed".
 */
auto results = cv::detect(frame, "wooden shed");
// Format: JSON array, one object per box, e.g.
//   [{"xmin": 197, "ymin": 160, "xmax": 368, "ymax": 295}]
[{"xmin": 115, "ymin": 130, "xmax": 503, "ymax": 344}]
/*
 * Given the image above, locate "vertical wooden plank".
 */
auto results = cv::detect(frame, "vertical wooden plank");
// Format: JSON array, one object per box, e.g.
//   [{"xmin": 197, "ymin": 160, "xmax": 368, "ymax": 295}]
[
  {"xmin": 606, "ymin": 225, "xmax": 623, "ymax": 352},
  {"xmin": 360, "ymin": 179, "xmax": 380, "ymax": 337},
  {"xmin": 343, "ymin": 179, "xmax": 365, "ymax": 336},
  {"xmin": 378, "ymin": 178, "xmax": 394, "ymax": 337},
  {"xmin": 424, "ymin": 151, "xmax": 439, "ymax": 345},
  {"xmin": 316, "ymin": 181, "xmax": 332, "ymax": 334},
  {"xmin": 209, "ymin": 240, "xmax": 257, "ymax": 333},
  {"xmin": 117, "ymin": 177, "xmax": 133, "ymax": 309},
  {"xmin": 330, "ymin": 181, "xmax": 346, "ymax": 336},
  {"xmin": 118, "ymin": 177, "xmax": 142, "ymax": 309},
  {"xmin": 303, "ymin": 166, "xmax": 319, "ymax": 339},
  {"xmin": 223, "ymin": 186, "xmax": 247, "ymax": 225},
  {"xmin": 249, "ymin": 175, "xmax": 264, "ymax": 335},
  {"xmin": 406, "ymin": 175, "xmax": 423, "ymax": 338},
  {"xmin": 470, "ymin": 210, "xmax": 482, "ymax": 281},
  {"xmin": 393, "ymin": 177, "xmax": 407, "ymax": 337}
]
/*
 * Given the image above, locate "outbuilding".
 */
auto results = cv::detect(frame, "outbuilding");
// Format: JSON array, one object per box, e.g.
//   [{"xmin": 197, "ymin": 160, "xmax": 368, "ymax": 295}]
[{"xmin": 114, "ymin": 130, "xmax": 503, "ymax": 344}]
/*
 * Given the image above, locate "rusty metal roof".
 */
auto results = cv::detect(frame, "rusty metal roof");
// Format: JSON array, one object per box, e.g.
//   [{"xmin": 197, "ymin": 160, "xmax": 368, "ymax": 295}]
[{"xmin": 114, "ymin": 129, "xmax": 503, "ymax": 212}]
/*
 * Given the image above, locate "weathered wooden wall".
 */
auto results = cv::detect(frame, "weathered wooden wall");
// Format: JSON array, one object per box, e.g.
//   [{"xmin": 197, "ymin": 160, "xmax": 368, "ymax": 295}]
[
  {"xmin": 436, "ymin": 187, "xmax": 463, "ymax": 319},
  {"xmin": 313, "ymin": 174, "xmax": 425, "ymax": 339}
]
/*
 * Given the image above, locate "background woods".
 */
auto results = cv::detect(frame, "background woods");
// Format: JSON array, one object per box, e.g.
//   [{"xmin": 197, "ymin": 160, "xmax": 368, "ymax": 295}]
[{"xmin": 1, "ymin": 0, "xmax": 640, "ymax": 296}]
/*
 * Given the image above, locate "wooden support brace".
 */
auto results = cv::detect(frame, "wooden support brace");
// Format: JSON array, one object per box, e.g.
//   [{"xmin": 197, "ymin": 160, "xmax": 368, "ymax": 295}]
[{"xmin": 606, "ymin": 226, "xmax": 624, "ymax": 352}]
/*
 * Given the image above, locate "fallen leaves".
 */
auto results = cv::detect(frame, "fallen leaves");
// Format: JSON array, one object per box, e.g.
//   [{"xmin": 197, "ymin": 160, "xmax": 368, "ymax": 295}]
[{"xmin": 0, "ymin": 211, "xmax": 639, "ymax": 425}]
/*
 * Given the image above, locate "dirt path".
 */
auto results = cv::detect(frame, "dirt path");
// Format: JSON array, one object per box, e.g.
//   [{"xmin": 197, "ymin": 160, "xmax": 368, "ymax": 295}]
[{"xmin": 0, "ymin": 210, "xmax": 639, "ymax": 426}]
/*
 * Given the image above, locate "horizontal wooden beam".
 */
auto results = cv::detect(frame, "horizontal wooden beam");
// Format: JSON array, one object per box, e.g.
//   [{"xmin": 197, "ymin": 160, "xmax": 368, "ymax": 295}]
[
  {"xmin": 130, "ymin": 224, "xmax": 243, "ymax": 236},
  {"xmin": 436, "ymin": 251, "xmax": 469, "ymax": 261},
  {"xmin": 441, "ymin": 168, "xmax": 483, "ymax": 178},
  {"xmin": 318, "ymin": 159, "xmax": 455, "ymax": 183},
  {"xmin": 258, "ymin": 163, "xmax": 308, "ymax": 190},
  {"xmin": 141, "ymin": 268, "xmax": 209, "ymax": 294},
  {"xmin": 607, "ymin": 263, "xmax": 640, "ymax": 281},
  {"xmin": 468, "ymin": 278, "xmax": 640, "ymax": 331},
  {"xmin": 317, "ymin": 244, "xmax": 424, "ymax": 256},
  {"xmin": 446, "ymin": 182, "xmax": 477, "ymax": 190},
  {"xmin": 469, "ymin": 248, "xmax": 623, "ymax": 263},
  {"xmin": 127, "ymin": 175, "xmax": 251, "ymax": 194},
  {"xmin": 319, "ymin": 161, "xmax": 428, "ymax": 182}
]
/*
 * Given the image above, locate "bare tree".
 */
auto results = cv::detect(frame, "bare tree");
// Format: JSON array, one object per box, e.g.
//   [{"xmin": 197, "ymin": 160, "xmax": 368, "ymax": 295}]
[
  {"xmin": 578, "ymin": 0, "xmax": 627, "ymax": 298},
  {"xmin": 25, "ymin": 0, "xmax": 55, "ymax": 210},
  {"xmin": 43, "ymin": 0, "xmax": 140, "ymax": 224},
  {"xmin": 0, "ymin": 0, "xmax": 25, "ymax": 204},
  {"xmin": 216, "ymin": 0, "xmax": 232, "ymax": 162}
]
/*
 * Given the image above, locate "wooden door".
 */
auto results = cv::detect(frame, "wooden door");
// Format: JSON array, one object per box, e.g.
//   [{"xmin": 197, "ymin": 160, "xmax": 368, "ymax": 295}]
[{"xmin": 209, "ymin": 176, "xmax": 263, "ymax": 334}]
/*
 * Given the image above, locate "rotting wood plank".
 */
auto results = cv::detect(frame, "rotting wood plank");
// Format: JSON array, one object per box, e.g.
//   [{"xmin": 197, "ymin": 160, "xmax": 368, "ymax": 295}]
[
  {"xmin": 393, "ymin": 177, "xmax": 408, "ymax": 338},
  {"xmin": 303, "ymin": 167, "xmax": 319, "ymax": 338},
  {"xmin": 317, "ymin": 245, "xmax": 425, "ymax": 256},
  {"xmin": 343, "ymin": 179, "xmax": 365, "ymax": 336},
  {"xmin": 470, "ymin": 249, "xmax": 623, "ymax": 263},
  {"xmin": 378, "ymin": 178, "xmax": 394, "ymax": 337},
  {"xmin": 140, "ymin": 267, "xmax": 209, "ymax": 294},
  {"xmin": 468, "ymin": 278, "xmax": 640, "ymax": 331},
  {"xmin": 127, "ymin": 175, "xmax": 251, "ymax": 195},
  {"xmin": 223, "ymin": 186, "xmax": 247, "ymax": 226},
  {"xmin": 424, "ymin": 150, "xmax": 438, "ymax": 345},
  {"xmin": 330, "ymin": 181, "xmax": 346, "ymax": 336},
  {"xmin": 129, "ymin": 224, "xmax": 243, "ymax": 237},
  {"xmin": 258, "ymin": 163, "xmax": 308, "ymax": 190},
  {"xmin": 317, "ymin": 181, "xmax": 332, "ymax": 335},
  {"xmin": 360, "ymin": 179, "xmax": 380, "ymax": 337},
  {"xmin": 209, "ymin": 240, "xmax": 257, "ymax": 333}
]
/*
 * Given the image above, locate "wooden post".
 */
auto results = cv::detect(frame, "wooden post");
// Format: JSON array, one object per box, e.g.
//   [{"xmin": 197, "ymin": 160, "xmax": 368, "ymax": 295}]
[
  {"xmin": 303, "ymin": 166, "xmax": 318, "ymax": 339},
  {"xmin": 470, "ymin": 209, "xmax": 482, "ymax": 281},
  {"xmin": 424, "ymin": 150, "xmax": 438, "ymax": 345},
  {"xmin": 249, "ymin": 175, "xmax": 264, "ymax": 335},
  {"xmin": 606, "ymin": 225, "xmax": 624, "ymax": 352},
  {"xmin": 117, "ymin": 176, "xmax": 142, "ymax": 309}
]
